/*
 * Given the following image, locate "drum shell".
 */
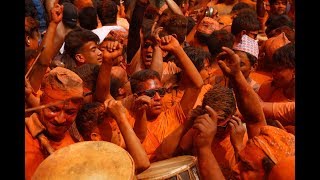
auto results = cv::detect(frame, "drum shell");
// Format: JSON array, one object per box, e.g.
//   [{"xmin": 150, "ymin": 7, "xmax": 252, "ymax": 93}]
[
  {"xmin": 136, "ymin": 155, "xmax": 200, "ymax": 180},
  {"xmin": 32, "ymin": 141, "xmax": 135, "ymax": 180}
]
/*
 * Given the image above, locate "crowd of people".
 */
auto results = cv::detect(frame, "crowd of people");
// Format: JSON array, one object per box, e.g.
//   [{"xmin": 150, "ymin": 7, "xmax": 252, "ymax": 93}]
[{"xmin": 25, "ymin": 0, "xmax": 295, "ymax": 179}]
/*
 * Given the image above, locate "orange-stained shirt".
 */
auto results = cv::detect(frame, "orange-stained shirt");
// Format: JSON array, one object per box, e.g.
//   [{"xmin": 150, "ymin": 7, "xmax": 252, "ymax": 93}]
[
  {"xmin": 25, "ymin": 113, "xmax": 76, "ymax": 180},
  {"xmin": 272, "ymin": 102, "xmax": 295, "ymax": 126},
  {"xmin": 139, "ymin": 103, "xmax": 186, "ymax": 160},
  {"xmin": 211, "ymin": 131, "xmax": 249, "ymax": 178},
  {"xmin": 161, "ymin": 84, "xmax": 213, "ymax": 110},
  {"xmin": 25, "ymin": 126, "xmax": 46, "ymax": 180},
  {"xmin": 250, "ymin": 71, "xmax": 272, "ymax": 85},
  {"xmin": 231, "ymin": 125, "xmax": 295, "ymax": 178},
  {"xmin": 180, "ymin": 127, "xmax": 249, "ymax": 178},
  {"xmin": 104, "ymin": 109, "xmax": 136, "ymax": 149}
]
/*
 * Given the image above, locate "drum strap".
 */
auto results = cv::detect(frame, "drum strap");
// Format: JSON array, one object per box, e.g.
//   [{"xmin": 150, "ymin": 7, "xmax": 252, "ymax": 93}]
[{"xmin": 26, "ymin": 113, "xmax": 55, "ymax": 155}]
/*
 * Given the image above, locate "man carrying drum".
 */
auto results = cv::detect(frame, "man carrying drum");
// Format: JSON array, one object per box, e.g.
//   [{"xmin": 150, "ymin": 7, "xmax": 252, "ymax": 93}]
[{"xmin": 25, "ymin": 67, "xmax": 84, "ymax": 180}]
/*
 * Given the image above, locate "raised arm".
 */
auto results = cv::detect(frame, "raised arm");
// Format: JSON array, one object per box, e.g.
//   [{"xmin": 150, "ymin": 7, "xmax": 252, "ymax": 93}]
[
  {"xmin": 256, "ymin": 0, "xmax": 267, "ymax": 31},
  {"xmin": 106, "ymin": 99, "xmax": 150, "ymax": 173},
  {"xmin": 261, "ymin": 101, "xmax": 295, "ymax": 125},
  {"xmin": 127, "ymin": 0, "xmax": 149, "ymax": 63},
  {"xmin": 150, "ymin": 23, "xmax": 164, "ymax": 77},
  {"xmin": 158, "ymin": 35, "xmax": 203, "ymax": 115},
  {"xmin": 151, "ymin": 35, "xmax": 204, "ymax": 160},
  {"xmin": 28, "ymin": 2, "xmax": 63, "ymax": 91},
  {"xmin": 217, "ymin": 47, "xmax": 266, "ymax": 138},
  {"xmin": 131, "ymin": 95, "xmax": 152, "ymax": 142},
  {"xmin": 25, "ymin": 78, "xmax": 40, "ymax": 110},
  {"xmin": 94, "ymin": 40, "xmax": 123, "ymax": 102},
  {"xmin": 165, "ymin": 0, "xmax": 184, "ymax": 15}
]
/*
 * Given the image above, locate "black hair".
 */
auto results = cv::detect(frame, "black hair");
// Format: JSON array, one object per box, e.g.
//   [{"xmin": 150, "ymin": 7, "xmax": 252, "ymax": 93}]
[
  {"xmin": 64, "ymin": 28, "xmax": 100, "ymax": 60},
  {"xmin": 130, "ymin": 69, "xmax": 161, "ymax": 93},
  {"xmin": 78, "ymin": 6, "xmax": 98, "ymax": 30},
  {"xmin": 272, "ymin": 43, "xmax": 295, "ymax": 69},
  {"xmin": 265, "ymin": 14, "xmax": 294, "ymax": 35},
  {"xmin": 97, "ymin": 0, "xmax": 118, "ymax": 25},
  {"xmin": 231, "ymin": 12, "xmax": 260, "ymax": 36},
  {"xmin": 206, "ymin": 29, "xmax": 235, "ymax": 59},
  {"xmin": 76, "ymin": 102, "xmax": 105, "ymax": 141},
  {"xmin": 183, "ymin": 46, "xmax": 211, "ymax": 71}
]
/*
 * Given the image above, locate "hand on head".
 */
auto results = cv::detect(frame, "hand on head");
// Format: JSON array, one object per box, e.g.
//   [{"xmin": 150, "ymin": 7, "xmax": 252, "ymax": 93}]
[
  {"xmin": 105, "ymin": 98, "xmax": 126, "ymax": 123},
  {"xmin": 229, "ymin": 115, "xmax": 246, "ymax": 152},
  {"xmin": 193, "ymin": 105, "xmax": 218, "ymax": 149}
]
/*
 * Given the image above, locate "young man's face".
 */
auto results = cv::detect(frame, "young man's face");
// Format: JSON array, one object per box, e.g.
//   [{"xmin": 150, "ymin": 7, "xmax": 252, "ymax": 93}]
[
  {"xmin": 141, "ymin": 39, "xmax": 155, "ymax": 68},
  {"xmin": 136, "ymin": 78, "xmax": 165, "ymax": 119},
  {"xmin": 199, "ymin": 58, "xmax": 216, "ymax": 85},
  {"xmin": 236, "ymin": 51, "xmax": 254, "ymax": 79},
  {"xmin": 271, "ymin": 0, "xmax": 287, "ymax": 15},
  {"xmin": 272, "ymin": 67, "xmax": 294, "ymax": 88},
  {"xmin": 79, "ymin": 41, "xmax": 103, "ymax": 65}
]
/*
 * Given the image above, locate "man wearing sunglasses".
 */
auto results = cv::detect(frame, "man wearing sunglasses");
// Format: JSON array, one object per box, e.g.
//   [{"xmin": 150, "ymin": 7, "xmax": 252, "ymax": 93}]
[{"xmin": 128, "ymin": 35, "xmax": 204, "ymax": 162}]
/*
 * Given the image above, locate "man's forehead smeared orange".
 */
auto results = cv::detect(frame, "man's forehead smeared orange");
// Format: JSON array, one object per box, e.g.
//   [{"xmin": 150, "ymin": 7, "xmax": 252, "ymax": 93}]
[{"xmin": 41, "ymin": 67, "xmax": 83, "ymax": 101}]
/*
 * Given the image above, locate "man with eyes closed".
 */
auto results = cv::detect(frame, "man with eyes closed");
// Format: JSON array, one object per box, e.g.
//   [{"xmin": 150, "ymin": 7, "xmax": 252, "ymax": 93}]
[
  {"xmin": 128, "ymin": 34, "xmax": 204, "ymax": 162},
  {"xmin": 25, "ymin": 67, "xmax": 84, "ymax": 180}
]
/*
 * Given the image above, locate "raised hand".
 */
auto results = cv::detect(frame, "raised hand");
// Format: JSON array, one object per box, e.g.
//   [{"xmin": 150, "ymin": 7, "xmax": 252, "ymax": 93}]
[
  {"xmin": 106, "ymin": 99, "xmax": 127, "ymax": 124},
  {"xmin": 100, "ymin": 40, "xmax": 124, "ymax": 65},
  {"xmin": 216, "ymin": 46, "xmax": 241, "ymax": 78},
  {"xmin": 229, "ymin": 115, "xmax": 246, "ymax": 153},
  {"xmin": 193, "ymin": 105, "xmax": 218, "ymax": 149},
  {"xmin": 151, "ymin": 22, "xmax": 163, "ymax": 44},
  {"xmin": 51, "ymin": 1, "xmax": 63, "ymax": 24},
  {"xmin": 133, "ymin": 95, "xmax": 152, "ymax": 112},
  {"xmin": 157, "ymin": 35, "xmax": 181, "ymax": 53}
]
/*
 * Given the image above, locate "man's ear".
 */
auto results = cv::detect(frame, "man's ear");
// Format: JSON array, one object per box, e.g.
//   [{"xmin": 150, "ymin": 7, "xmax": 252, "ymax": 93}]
[
  {"xmin": 171, "ymin": 33, "xmax": 178, "ymax": 39},
  {"xmin": 252, "ymin": 62, "xmax": 258, "ymax": 71},
  {"xmin": 90, "ymin": 132, "xmax": 101, "ymax": 141},
  {"xmin": 241, "ymin": 30, "xmax": 247, "ymax": 37},
  {"xmin": 204, "ymin": 58, "xmax": 210, "ymax": 67},
  {"xmin": 75, "ymin": 53, "xmax": 85, "ymax": 63},
  {"xmin": 25, "ymin": 36, "xmax": 31, "ymax": 46},
  {"xmin": 292, "ymin": 69, "xmax": 295, "ymax": 79},
  {"xmin": 118, "ymin": 87, "xmax": 125, "ymax": 96}
]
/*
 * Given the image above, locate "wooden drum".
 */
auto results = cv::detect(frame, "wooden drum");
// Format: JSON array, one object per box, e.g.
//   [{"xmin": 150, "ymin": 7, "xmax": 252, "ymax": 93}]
[
  {"xmin": 136, "ymin": 155, "xmax": 200, "ymax": 180},
  {"xmin": 32, "ymin": 141, "xmax": 135, "ymax": 180}
]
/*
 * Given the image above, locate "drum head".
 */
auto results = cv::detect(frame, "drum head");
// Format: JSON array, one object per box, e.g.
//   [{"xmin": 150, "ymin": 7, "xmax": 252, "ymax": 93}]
[
  {"xmin": 32, "ymin": 141, "xmax": 135, "ymax": 180},
  {"xmin": 136, "ymin": 155, "xmax": 197, "ymax": 180}
]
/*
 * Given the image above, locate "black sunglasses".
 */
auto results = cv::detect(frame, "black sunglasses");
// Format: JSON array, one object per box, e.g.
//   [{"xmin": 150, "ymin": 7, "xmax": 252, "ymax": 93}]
[
  {"xmin": 143, "ymin": 42, "xmax": 155, "ymax": 49},
  {"xmin": 137, "ymin": 87, "xmax": 166, "ymax": 98}
]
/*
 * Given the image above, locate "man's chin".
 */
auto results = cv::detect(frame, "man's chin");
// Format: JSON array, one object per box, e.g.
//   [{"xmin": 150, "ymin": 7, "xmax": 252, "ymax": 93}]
[
  {"xmin": 46, "ymin": 129, "xmax": 67, "ymax": 141},
  {"xmin": 144, "ymin": 61, "xmax": 152, "ymax": 67},
  {"xmin": 147, "ymin": 109, "xmax": 162, "ymax": 120},
  {"xmin": 46, "ymin": 132, "xmax": 65, "ymax": 142}
]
